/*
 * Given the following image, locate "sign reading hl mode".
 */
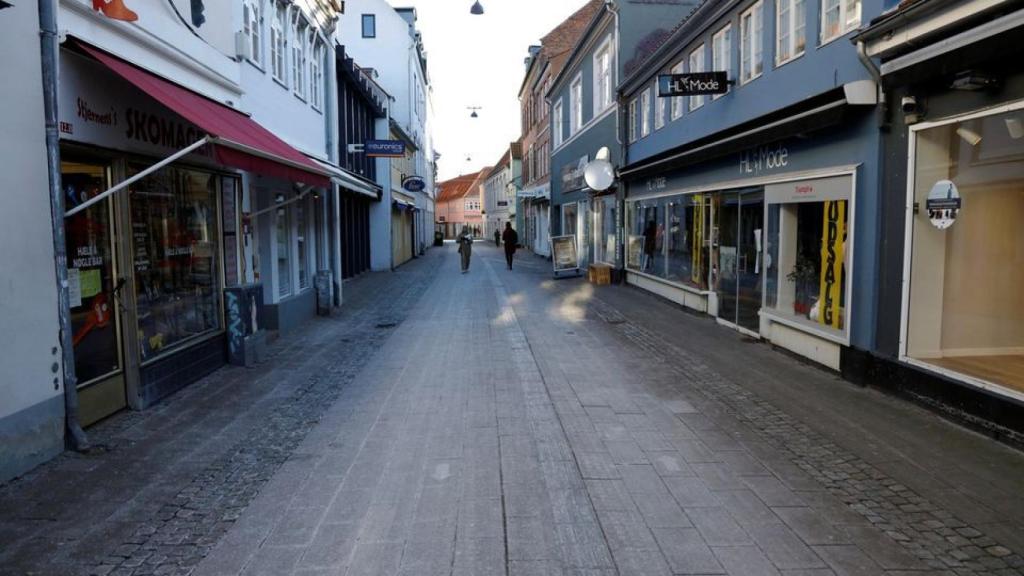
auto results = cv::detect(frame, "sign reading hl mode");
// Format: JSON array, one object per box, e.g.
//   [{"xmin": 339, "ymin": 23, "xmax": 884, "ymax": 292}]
[{"xmin": 658, "ymin": 72, "xmax": 729, "ymax": 97}]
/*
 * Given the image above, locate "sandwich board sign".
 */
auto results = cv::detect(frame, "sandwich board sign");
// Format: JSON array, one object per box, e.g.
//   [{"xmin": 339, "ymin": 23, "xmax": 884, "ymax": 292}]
[{"xmin": 551, "ymin": 234, "xmax": 580, "ymax": 277}]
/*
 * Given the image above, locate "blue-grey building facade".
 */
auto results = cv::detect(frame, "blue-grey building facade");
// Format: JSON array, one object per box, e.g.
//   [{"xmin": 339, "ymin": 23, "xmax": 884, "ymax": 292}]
[
  {"xmin": 618, "ymin": 0, "xmax": 889, "ymax": 370},
  {"xmin": 548, "ymin": 0, "xmax": 700, "ymax": 270}
]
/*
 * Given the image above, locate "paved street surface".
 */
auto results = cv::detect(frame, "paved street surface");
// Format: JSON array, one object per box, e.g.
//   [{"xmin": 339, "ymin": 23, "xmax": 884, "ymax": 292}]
[{"xmin": 2, "ymin": 244, "xmax": 1024, "ymax": 576}]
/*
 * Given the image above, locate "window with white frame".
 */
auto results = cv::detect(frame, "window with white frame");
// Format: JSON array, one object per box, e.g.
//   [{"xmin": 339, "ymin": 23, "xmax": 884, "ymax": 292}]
[
  {"xmin": 654, "ymin": 79, "xmax": 666, "ymax": 130},
  {"xmin": 670, "ymin": 61, "xmax": 684, "ymax": 120},
  {"xmin": 593, "ymin": 37, "xmax": 614, "ymax": 114},
  {"xmin": 688, "ymin": 44, "xmax": 705, "ymax": 111},
  {"xmin": 552, "ymin": 99, "xmax": 564, "ymax": 147},
  {"xmin": 776, "ymin": 0, "xmax": 806, "ymax": 64},
  {"xmin": 270, "ymin": 2, "xmax": 287, "ymax": 83},
  {"xmin": 243, "ymin": 0, "xmax": 262, "ymax": 65},
  {"xmin": 310, "ymin": 38, "xmax": 324, "ymax": 109},
  {"xmin": 570, "ymin": 75, "xmax": 583, "ymax": 135},
  {"xmin": 628, "ymin": 97, "xmax": 638, "ymax": 142},
  {"xmin": 640, "ymin": 88, "xmax": 651, "ymax": 137},
  {"xmin": 292, "ymin": 16, "xmax": 308, "ymax": 98},
  {"xmin": 464, "ymin": 197, "xmax": 481, "ymax": 211},
  {"xmin": 820, "ymin": 0, "xmax": 860, "ymax": 43},
  {"xmin": 712, "ymin": 24, "xmax": 731, "ymax": 99},
  {"xmin": 740, "ymin": 1, "xmax": 764, "ymax": 84},
  {"xmin": 361, "ymin": 14, "xmax": 376, "ymax": 38}
]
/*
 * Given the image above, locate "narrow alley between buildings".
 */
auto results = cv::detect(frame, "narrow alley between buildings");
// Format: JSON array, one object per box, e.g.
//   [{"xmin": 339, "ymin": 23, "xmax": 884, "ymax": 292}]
[{"xmin": 2, "ymin": 245, "xmax": 1023, "ymax": 576}]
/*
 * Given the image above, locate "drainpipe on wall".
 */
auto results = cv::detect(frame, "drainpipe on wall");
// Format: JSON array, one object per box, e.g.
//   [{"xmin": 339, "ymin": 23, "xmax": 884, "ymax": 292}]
[
  {"xmin": 40, "ymin": 0, "xmax": 90, "ymax": 451},
  {"xmin": 856, "ymin": 40, "xmax": 888, "ymax": 128}
]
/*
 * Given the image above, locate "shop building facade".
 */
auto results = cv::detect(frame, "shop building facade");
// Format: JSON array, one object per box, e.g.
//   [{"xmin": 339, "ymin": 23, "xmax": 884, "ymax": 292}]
[
  {"xmin": 482, "ymin": 144, "xmax": 521, "ymax": 239},
  {"xmin": 852, "ymin": 0, "xmax": 1024, "ymax": 439},
  {"xmin": 619, "ymin": 0, "xmax": 886, "ymax": 369},
  {"xmin": 549, "ymin": 0, "xmax": 701, "ymax": 271}
]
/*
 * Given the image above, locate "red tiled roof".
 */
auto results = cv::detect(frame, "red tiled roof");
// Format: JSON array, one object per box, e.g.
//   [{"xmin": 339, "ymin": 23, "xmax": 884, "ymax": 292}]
[{"xmin": 437, "ymin": 169, "xmax": 490, "ymax": 203}]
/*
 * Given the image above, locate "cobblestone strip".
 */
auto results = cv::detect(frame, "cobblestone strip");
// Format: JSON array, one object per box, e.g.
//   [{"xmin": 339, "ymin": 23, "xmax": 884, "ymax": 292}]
[
  {"xmin": 589, "ymin": 297, "xmax": 1024, "ymax": 576},
  {"xmin": 26, "ymin": 260, "xmax": 441, "ymax": 576}
]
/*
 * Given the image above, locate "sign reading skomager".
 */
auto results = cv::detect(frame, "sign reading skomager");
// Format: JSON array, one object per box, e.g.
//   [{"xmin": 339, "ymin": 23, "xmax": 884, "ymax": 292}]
[{"xmin": 658, "ymin": 72, "xmax": 729, "ymax": 97}]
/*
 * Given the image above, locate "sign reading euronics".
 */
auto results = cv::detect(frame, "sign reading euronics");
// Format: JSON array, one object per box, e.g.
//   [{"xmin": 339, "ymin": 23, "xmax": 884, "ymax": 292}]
[
  {"xmin": 658, "ymin": 72, "xmax": 729, "ymax": 97},
  {"xmin": 365, "ymin": 140, "xmax": 406, "ymax": 157}
]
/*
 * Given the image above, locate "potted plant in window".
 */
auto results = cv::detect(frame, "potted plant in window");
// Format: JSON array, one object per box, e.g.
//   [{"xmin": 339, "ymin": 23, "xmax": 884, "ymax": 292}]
[{"xmin": 786, "ymin": 255, "xmax": 818, "ymax": 317}]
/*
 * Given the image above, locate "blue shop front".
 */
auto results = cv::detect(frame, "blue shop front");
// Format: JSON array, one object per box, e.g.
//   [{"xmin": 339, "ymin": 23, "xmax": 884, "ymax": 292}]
[{"xmin": 621, "ymin": 104, "xmax": 880, "ymax": 370}]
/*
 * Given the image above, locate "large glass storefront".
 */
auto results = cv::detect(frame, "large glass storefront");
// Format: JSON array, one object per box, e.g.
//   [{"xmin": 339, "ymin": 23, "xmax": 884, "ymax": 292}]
[
  {"xmin": 905, "ymin": 105, "xmax": 1024, "ymax": 396},
  {"xmin": 593, "ymin": 195, "xmax": 617, "ymax": 264},
  {"xmin": 626, "ymin": 173, "xmax": 853, "ymax": 338},
  {"xmin": 129, "ymin": 165, "xmax": 222, "ymax": 361}
]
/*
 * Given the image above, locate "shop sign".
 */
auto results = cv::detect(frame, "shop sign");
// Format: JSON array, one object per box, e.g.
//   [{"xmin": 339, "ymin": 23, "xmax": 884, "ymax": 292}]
[
  {"xmin": 658, "ymin": 72, "xmax": 729, "ymax": 97},
  {"xmin": 58, "ymin": 52, "xmax": 210, "ymax": 159},
  {"xmin": 366, "ymin": 140, "xmax": 407, "ymax": 157},
  {"xmin": 646, "ymin": 177, "xmax": 667, "ymax": 192},
  {"xmin": 551, "ymin": 234, "xmax": 579, "ymax": 273},
  {"xmin": 561, "ymin": 155, "xmax": 589, "ymax": 192},
  {"xmin": 925, "ymin": 180, "xmax": 961, "ymax": 230},
  {"xmin": 765, "ymin": 175, "xmax": 851, "ymax": 204},
  {"xmin": 739, "ymin": 144, "xmax": 789, "ymax": 175},
  {"xmin": 818, "ymin": 200, "xmax": 847, "ymax": 329},
  {"xmin": 402, "ymin": 175, "xmax": 426, "ymax": 192},
  {"xmin": 518, "ymin": 184, "xmax": 550, "ymax": 199}
]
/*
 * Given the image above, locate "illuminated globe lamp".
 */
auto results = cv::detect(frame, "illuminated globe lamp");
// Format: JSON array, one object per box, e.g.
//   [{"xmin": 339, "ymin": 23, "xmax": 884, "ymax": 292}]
[{"xmin": 584, "ymin": 146, "xmax": 616, "ymax": 192}]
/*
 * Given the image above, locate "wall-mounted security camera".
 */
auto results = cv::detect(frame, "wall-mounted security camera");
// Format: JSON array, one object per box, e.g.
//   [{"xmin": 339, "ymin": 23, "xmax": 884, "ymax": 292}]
[{"xmin": 901, "ymin": 96, "xmax": 922, "ymax": 125}]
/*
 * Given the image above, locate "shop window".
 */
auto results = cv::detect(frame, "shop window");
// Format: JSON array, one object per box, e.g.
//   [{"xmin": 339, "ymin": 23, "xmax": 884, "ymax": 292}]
[
  {"xmin": 905, "ymin": 108, "xmax": 1024, "ymax": 395},
  {"xmin": 562, "ymin": 202, "xmax": 578, "ymax": 237},
  {"xmin": 764, "ymin": 175, "xmax": 851, "ymax": 336},
  {"xmin": 64, "ymin": 162, "xmax": 121, "ymax": 384},
  {"xmin": 276, "ymin": 202, "xmax": 291, "ymax": 297},
  {"xmin": 129, "ymin": 166, "xmax": 221, "ymax": 360},
  {"xmin": 593, "ymin": 196, "xmax": 616, "ymax": 264},
  {"xmin": 626, "ymin": 195, "xmax": 709, "ymax": 290},
  {"xmin": 296, "ymin": 198, "xmax": 309, "ymax": 291}
]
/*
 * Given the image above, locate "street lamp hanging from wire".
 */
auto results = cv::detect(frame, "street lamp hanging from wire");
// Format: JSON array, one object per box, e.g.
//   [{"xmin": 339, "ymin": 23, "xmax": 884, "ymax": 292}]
[
  {"xmin": 470, "ymin": 1, "xmax": 484, "ymax": 15},
  {"xmin": 467, "ymin": 106, "xmax": 482, "ymax": 118}
]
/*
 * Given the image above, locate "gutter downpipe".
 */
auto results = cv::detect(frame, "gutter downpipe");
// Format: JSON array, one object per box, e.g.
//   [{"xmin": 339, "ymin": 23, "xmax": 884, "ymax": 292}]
[
  {"xmin": 608, "ymin": 0, "xmax": 626, "ymax": 272},
  {"xmin": 856, "ymin": 39, "xmax": 887, "ymax": 127},
  {"xmin": 40, "ymin": 0, "xmax": 90, "ymax": 451}
]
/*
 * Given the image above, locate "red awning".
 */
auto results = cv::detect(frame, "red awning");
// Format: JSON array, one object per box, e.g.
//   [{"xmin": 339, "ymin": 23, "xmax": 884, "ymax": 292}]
[{"xmin": 76, "ymin": 41, "xmax": 330, "ymax": 187}]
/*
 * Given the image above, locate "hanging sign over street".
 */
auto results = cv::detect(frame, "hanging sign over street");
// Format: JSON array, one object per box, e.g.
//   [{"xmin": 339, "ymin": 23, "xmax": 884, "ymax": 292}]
[
  {"xmin": 402, "ymin": 175, "xmax": 426, "ymax": 192},
  {"xmin": 365, "ymin": 140, "xmax": 406, "ymax": 157},
  {"xmin": 658, "ymin": 72, "xmax": 729, "ymax": 97}
]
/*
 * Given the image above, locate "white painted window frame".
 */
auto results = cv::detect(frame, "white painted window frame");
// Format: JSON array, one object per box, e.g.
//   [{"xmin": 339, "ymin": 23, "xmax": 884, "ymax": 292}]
[
  {"xmin": 592, "ymin": 34, "xmax": 615, "ymax": 115},
  {"xmin": 270, "ymin": 2, "xmax": 288, "ymax": 85},
  {"xmin": 820, "ymin": 0, "xmax": 861, "ymax": 45},
  {"xmin": 628, "ymin": 97, "xmax": 638, "ymax": 143},
  {"xmin": 712, "ymin": 24, "xmax": 732, "ymax": 100},
  {"xmin": 740, "ymin": 0, "xmax": 764, "ymax": 85},
  {"xmin": 688, "ymin": 43, "xmax": 706, "ymax": 111},
  {"xmin": 640, "ymin": 88, "xmax": 651, "ymax": 138},
  {"xmin": 669, "ymin": 61, "xmax": 684, "ymax": 120},
  {"xmin": 570, "ymin": 73, "xmax": 583, "ymax": 136},
  {"xmin": 654, "ymin": 79, "xmax": 666, "ymax": 130},
  {"xmin": 243, "ymin": 0, "xmax": 263, "ymax": 67},
  {"xmin": 552, "ymin": 99, "xmax": 564, "ymax": 148},
  {"xmin": 776, "ymin": 0, "xmax": 806, "ymax": 66}
]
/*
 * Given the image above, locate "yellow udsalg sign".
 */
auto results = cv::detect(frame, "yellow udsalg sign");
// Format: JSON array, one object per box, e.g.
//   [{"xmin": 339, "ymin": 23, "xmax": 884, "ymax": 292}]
[{"xmin": 818, "ymin": 200, "xmax": 846, "ymax": 329}]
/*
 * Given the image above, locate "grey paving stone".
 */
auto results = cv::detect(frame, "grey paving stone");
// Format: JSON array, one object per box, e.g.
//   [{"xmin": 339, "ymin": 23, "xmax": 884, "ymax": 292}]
[
  {"xmin": 549, "ymin": 489, "xmax": 600, "ymax": 525},
  {"xmin": 555, "ymin": 521, "xmax": 615, "ymax": 568},
  {"xmin": 651, "ymin": 526, "xmax": 726, "ymax": 574},
  {"xmin": 576, "ymin": 452, "xmax": 621, "ymax": 480},
  {"xmin": 713, "ymin": 545, "xmax": 783, "ymax": 576},
  {"xmin": 811, "ymin": 545, "xmax": 885, "ymax": 576},
  {"xmin": 620, "ymin": 464, "xmax": 669, "ymax": 495},
  {"xmin": 746, "ymin": 522, "xmax": 828, "ymax": 570},
  {"xmin": 692, "ymin": 462, "xmax": 749, "ymax": 490},
  {"xmin": 631, "ymin": 491, "xmax": 693, "ymax": 528},
  {"xmin": 457, "ymin": 497, "xmax": 504, "ymax": 539},
  {"xmin": 508, "ymin": 515, "xmax": 561, "ymax": 561},
  {"xmin": 611, "ymin": 547, "xmax": 673, "ymax": 576},
  {"xmin": 606, "ymin": 441, "xmax": 649, "ymax": 465},
  {"xmin": 686, "ymin": 507, "xmax": 754, "ymax": 546},
  {"xmin": 665, "ymin": 476, "xmax": 722, "ymax": 508},
  {"xmin": 774, "ymin": 507, "xmax": 852, "ymax": 546},
  {"xmin": 716, "ymin": 489, "xmax": 784, "ymax": 526},
  {"xmin": 648, "ymin": 451, "xmax": 696, "ymax": 478},
  {"xmin": 742, "ymin": 476, "xmax": 807, "ymax": 507},
  {"xmin": 294, "ymin": 522, "xmax": 359, "ymax": 570},
  {"xmin": 584, "ymin": 480, "xmax": 637, "ymax": 512},
  {"xmin": 594, "ymin": 509, "xmax": 659, "ymax": 551}
]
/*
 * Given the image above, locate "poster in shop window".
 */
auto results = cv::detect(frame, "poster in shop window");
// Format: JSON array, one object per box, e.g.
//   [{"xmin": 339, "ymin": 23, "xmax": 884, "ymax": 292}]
[
  {"xmin": 551, "ymin": 235, "xmax": 580, "ymax": 275},
  {"xmin": 818, "ymin": 200, "xmax": 847, "ymax": 329}
]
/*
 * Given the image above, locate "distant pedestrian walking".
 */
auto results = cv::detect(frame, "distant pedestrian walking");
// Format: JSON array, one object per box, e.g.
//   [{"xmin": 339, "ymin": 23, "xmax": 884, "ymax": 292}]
[
  {"xmin": 502, "ymin": 222, "xmax": 518, "ymax": 270},
  {"xmin": 642, "ymin": 220, "xmax": 657, "ymax": 272},
  {"xmin": 494, "ymin": 228, "xmax": 501, "ymax": 247},
  {"xmin": 457, "ymin": 229, "xmax": 473, "ymax": 273}
]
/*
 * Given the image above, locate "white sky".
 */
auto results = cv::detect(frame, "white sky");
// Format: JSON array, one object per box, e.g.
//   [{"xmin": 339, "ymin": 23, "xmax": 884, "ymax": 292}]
[{"xmin": 386, "ymin": 0, "xmax": 593, "ymax": 181}]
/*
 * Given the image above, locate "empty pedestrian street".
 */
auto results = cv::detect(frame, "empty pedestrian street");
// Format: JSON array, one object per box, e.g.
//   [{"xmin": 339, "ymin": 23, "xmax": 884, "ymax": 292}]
[{"xmin": 2, "ymin": 244, "xmax": 1023, "ymax": 576}]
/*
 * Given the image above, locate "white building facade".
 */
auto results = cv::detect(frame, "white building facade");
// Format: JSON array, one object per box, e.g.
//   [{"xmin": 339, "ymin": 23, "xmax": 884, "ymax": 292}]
[{"xmin": 339, "ymin": 2, "xmax": 436, "ymax": 258}]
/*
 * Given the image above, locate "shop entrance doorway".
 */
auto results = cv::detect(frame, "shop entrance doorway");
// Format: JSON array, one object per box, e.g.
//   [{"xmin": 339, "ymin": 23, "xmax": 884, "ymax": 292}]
[
  {"xmin": 63, "ymin": 159, "xmax": 127, "ymax": 426},
  {"xmin": 715, "ymin": 188, "xmax": 764, "ymax": 334}
]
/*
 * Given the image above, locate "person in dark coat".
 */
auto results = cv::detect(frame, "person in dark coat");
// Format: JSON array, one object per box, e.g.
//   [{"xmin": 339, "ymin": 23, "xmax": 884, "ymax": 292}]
[
  {"xmin": 494, "ymin": 227, "xmax": 501, "ymax": 247},
  {"xmin": 642, "ymin": 220, "xmax": 657, "ymax": 271},
  {"xmin": 501, "ymin": 222, "xmax": 519, "ymax": 270}
]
